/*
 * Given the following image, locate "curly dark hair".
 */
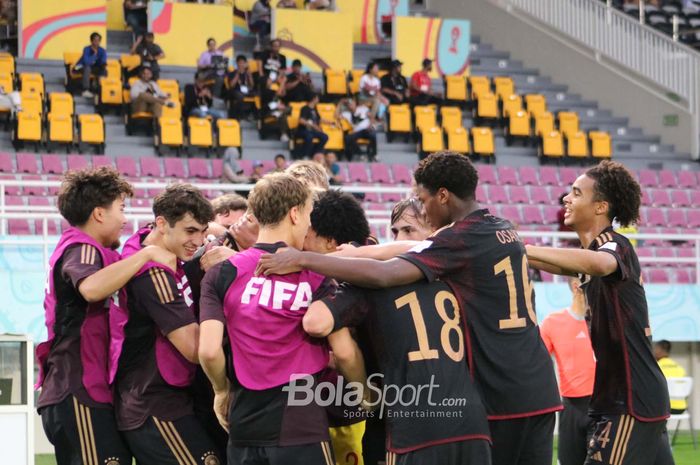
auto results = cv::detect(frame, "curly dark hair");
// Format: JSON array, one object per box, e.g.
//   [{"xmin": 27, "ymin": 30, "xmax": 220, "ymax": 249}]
[
  {"xmin": 311, "ymin": 190, "xmax": 370, "ymax": 245},
  {"xmin": 58, "ymin": 167, "xmax": 133, "ymax": 226},
  {"xmin": 153, "ymin": 184, "xmax": 214, "ymax": 227},
  {"xmin": 585, "ymin": 160, "xmax": 641, "ymax": 227},
  {"xmin": 413, "ymin": 151, "xmax": 479, "ymax": 200}
]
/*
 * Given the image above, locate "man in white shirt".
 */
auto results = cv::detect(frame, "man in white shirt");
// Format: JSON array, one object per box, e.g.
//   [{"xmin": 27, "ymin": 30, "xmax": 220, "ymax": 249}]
[{"xmin": 130, "ymin": 67, "xmax": 172, "ymax": 118}]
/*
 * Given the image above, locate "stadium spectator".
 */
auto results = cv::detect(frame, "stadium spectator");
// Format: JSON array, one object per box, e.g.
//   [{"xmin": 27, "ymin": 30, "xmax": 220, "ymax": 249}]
[
  {"xmin": 76, "ymin": 32, "xmax": 107, "ymax": 98},
  {"xmin": 130, "ymin": 32, "xmax": 164, "ymax": 80},
  {"xmin": 260, "ymin": 72, "xmax": 290, "ymax": 142},
  {"xmin": 249, "ymin": 161, "xmax": 266, "ymax": 183},
  {"xmin": 359, "ymin": 61, "xmax": 388, "ymax": 120},
  {"xmin": 260, "ymin": 39, "xmax": 287, "ymax": 80},
  {"xmin": 221, "ymin": 147, "xmax": 249, "ymax": 183},
  {"xmin": 272, "ymin": 153, "xmax": 288, "ymax": 172},
  {"xmin": 390, "ymin": 198, "xmax": 432, "ymax": 241},
  {"xmin": 123, "ymin": 0, "xmax": 148, "ymax": 39},
  {"xmin": 225, "ymin": 55, "xmax": 257, "ymax": 119},
  {"xmin": 297, "ymin": 93, "xmax": 329, "ymax": 159},
  {"xmin": 381, "ymin": 59, "xmax": 409, "ymax": 104},
  {"xmin": 339, "ymin": 99, "xmax": 377, "ymax": 161},
  {"xmin": 284, "ymin": 59, "xmax": 314, "ymax": 103},
  {"xmin": 197, "ymin": 37, "xmax": 227, "ymax": 97},
  {"xmin": 130, "ymin": 66, "xmax": 173, "ymax": 118},
  {"xmin": 277, "ymin": 0, "xmax": 298, "ymax": 7},
  {"xmin": 211, "ymin": 193, "xmax": 248, "ymax": 229},
  {"xmin": 409, "ymin": 58, "xmax": 442, "ymax": 106},
  {"xmin": 306, "ymin": 0, "xmax": 331, "ymax": 9},
  {"xmin": 249, "ymin": 0, "xmax": 272, "ymax": 46},
  {"xmin": 324, "ymin": 152, "xmax": 343, "ymax": 185},
  {"xmin": 0, "ymin": 85, "xmax": 21, "ymax": 115},
  {"xmin": 185, "ymin": 72, "xmax": 227, "ymax": 121},
  {"xmin": 654, "ymin": 340, "xmax": 688, "ymax": 414}
]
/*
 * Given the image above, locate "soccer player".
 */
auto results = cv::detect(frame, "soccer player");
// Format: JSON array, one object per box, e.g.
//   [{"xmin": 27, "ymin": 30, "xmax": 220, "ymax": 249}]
[
  {"xmin": 286, "ymin": 160, "xmax": 331, "ymax": 190},
  {"xmin": 539, "ymin": 277, "xmax": 596, "ymax": 465},
  {"xmin": 390, "ymin": 198, "xmax": 432, "ymax": 241},
  {"xmin": 111, "ymin": 184, "xmax": 223, "ymax": 465},
  {"xmin": 38, "ymin": 167, "xmax": 175, "ymax": 465},
  {"xmin": 525, "ymin": 161, "xmax": 671, "ymax": 465},
  {"xmin": 256, "ymin": 152, "xmax": 562, "ymax": 465},
  {"xmin": 208, "ymin": 193, "xmax": 248, "ymax": 236},
  {"xmin": 198, "ymin": 174, "xmax": 365, "ymax": 465}
]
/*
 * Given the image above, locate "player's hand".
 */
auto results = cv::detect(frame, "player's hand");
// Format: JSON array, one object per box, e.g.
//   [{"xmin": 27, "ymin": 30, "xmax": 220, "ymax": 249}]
[
  {"xmin": 144, "ymin": 245, "xmax": 177, "ymax": 272},
  {"xmin": 255, "ymin": 248, "xmax": 303, "ymax": 276},
  {"xmin": 201, "ymin": 246, "xmax": 237, "ymax": 272},
  {"xmin": 333, "ymin": 243, "xmax": 360, "ymax": 257},
  {"xmin": 213, "ymin": 385, "xmax": 232, "ymax": 432}
]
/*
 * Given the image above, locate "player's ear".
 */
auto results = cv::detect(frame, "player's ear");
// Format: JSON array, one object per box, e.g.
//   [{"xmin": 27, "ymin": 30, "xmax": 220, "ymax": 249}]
[
  {"xmin": 438, "ymin": 187, "xmax": 450, "ymax": 205},
  {"xmin": 92, "ymin": 206, "xmax": 105, "ymax": 224},
  {"xmin": 326, "ymin": 237, "xmax": 337, "ymax": 253},
  {"xmin": 154, "ymin": 216, "xmax": 168, "ymax": 233},
  {"xmin": 595, "ymin": 199, "xmax": 610, "ymax": 217},
  {"xmin": 289, "ymin": 205, "xmax": 299, "ymax": 225}
]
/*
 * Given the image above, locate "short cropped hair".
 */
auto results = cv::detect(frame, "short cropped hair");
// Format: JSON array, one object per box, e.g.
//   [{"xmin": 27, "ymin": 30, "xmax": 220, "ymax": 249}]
[
  {"xmin": 58, "ymin": 167, "xmax": 133, "ymax": 226},
  {"xmin": 153, "ymin": 184, "xmax": 214, "ymax": 226},
  {"xmin": 391, "ymin": 198, "xmax": 427, "ymax": 227},
  {"xmin": 311, "ymin": 190, "xmax": 369, "ymax": 245},
  {"xmin": 655, "ymin": 339, "xmax": 671, "ymax": 354},
  {"xmin": 90, "ymin": 32, "xmax": 102, "ymax": 42},
  {"xmin": 248, "ymin": 173, "xmax": 311, "ymax": 226},
  {"xmin": 286, "ymin": 160, "xmax": 330, "ymax": 190},
  {"xmin": 211, "ymin": 193, "xmax": 248, "ymax": 216},
  {"xmin": 413, "ymin": 151, "xmax": 478, "ymax": 200},
  {"xmin": 585, "ymin": 160, "xmax": 641, "ymax": 227}
]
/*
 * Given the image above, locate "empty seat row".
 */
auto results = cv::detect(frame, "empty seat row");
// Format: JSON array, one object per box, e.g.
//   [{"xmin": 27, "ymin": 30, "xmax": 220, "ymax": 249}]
[
  {"xmin": 155, "ymin": 117, "xmax": 241, "ymax": 156},
  {"xmin": 642, "ymin": 188, "xmax": 700, "ymax": 208},
  {"xmin": 11, "ymin": 113, "xmax": 105, "ymax": 153}
]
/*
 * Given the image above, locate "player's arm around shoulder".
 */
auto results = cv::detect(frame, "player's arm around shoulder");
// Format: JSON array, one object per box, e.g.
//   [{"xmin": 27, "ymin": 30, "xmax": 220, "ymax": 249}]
[
  {"xmin": 331, "ymin": 241, "xmax": 419, "ymax": 260},
  {"xmin": 526, "ymin": 245, "xmax": 618, "ymax": 277},
  {"xmin": 303, "ymin": 300, "xmax": 335, "ymax": 338}
]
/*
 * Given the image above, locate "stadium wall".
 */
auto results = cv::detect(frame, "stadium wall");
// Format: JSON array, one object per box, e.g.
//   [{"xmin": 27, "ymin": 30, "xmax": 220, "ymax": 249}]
[{"xmin": 429, "ymin": 0, "xmax": 696, "ymax": 158}]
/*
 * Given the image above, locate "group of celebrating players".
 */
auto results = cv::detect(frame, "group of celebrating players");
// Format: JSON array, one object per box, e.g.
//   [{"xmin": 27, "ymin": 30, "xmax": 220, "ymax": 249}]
[{"xmin": 36, "ymin": 151, "xmax": 672, "ymax": 465}]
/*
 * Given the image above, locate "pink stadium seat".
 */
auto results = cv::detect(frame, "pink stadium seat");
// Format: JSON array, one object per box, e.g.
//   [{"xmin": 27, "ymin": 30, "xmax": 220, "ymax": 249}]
[
  {"xmin": 391, "ymin": 164, "xmax": 413, "ymax": 185},
  {"xmin": 649, "ymin": 189, "xmax": 672, "ymax": 207},
  {"xmin": 23, "ymin": 175, "xmax": 45, "ymax": 196},
  {"xmin": 164, "ymin": 157, "xmax": 187, "ymax": 179},
  {"xmin": 640, "ymin": 189, "xmax": 651, "ymax": 207},
  {"xmin": 16, "ymin": 153, "xmax": 39, "ymax": 174},
  {"xmin": 67, "ymin": 155, "xmax": 90, "ymax": 171},
  {"xmin": 539, "ymin": 166, "xmax": 559, "ymax": 186},
  {"xmin": 237, "ymin": 160, "xmax": 252, "ymax": 177},
  {"xmin": 643, "ymin": 208, "xmax": 666, "ymax": 227},
  {"xmin": 28, "ymin": 197, "xmax": 50, "ymax": 207},
  {"xmin": 509, "ymin": 186, "xmax": 529, "ymax": 204},
  {"xmin": 678, "ymin": 248, "xmax": 695, "ymax": 261},
  {"xmin": 381, "ymin": 192, "xmax": 402, "ymax": 203},
  {"xmin": 262, "ymin": 160, "xmax": 275, "ymax": 173},
  {"xmin": 188, "ymin": 158, "xmax": 210, "ymax": 179},
  {"xmin": 518, "ymin": 166, "xmax": 539, "ymax": 186},
  {"xmin": 691, "ymin": 190, "xmax": 700, "ymax": 208},
  {"xmin": 497, "ymin": 166, "xmax": 518, "ymax": 185},
  {"xmin": 655, "ymin": 248, "xmax": 675, "ymax": 266},
  {"xmin": 140, "ymin": 157, "xmax": 162, "ymax": 177},
  {"xmin": 47, "ymin": 174, "xmax": 61, "ymax": 195},
  {"xmin": 475, "ymin": 185, "xmax": 487, "ymax": 203},
  {"xmin": 543, "ymin": 205, "xmax": 560, "ymax": 224},
  {"xmin": 671, "ymin": 189, "xmax": 691, "ymax": 208},
  {"xmin": 638, "ymin": 169, "xmax": 658, "ymax": 188},
  {"xmin": 211, "ymin": 159, "xmax": 223, "ymax": 179},
  {"xmin": 667, "ymin": 209, "xmax": 686, "ymax": 227},
  {"xmin": 658, "ymin": 170, "xmax": 677, "ymax": 188},
  {"xmin": 347, "ymin": 163, "xmax": 369, "ymax": 183},
  {"xmin": 477, "ymin": 164, "xmax": 497, "ymax": 185},
  {"xmin": 636, "ymin": 247, "xmax": 653, "ymax": 260},
  {"xmin": 131, "ymin": 198, "xmax": 152, "ymax": 208},
  {"xmin": 92, "ymin": 156, "xmax": 112, "ymax": 168},
  {"xmin": 522, "ymin": 205, "xmax": 544, "ymax": 224},
  {"xmin": 677, "ymin": 170, "xmax": 697, "ymax": 189},
  {"xmin": 5, "ymin": 196, "xmax": 23, "ymax": 206},
  {"xmin": 498, "ymin": 205, "xmax": 523, "ymax": 224},
  {"xmin": 8, "ymin": 219, "xmax": 30, "ymax": 235},
  {"xmin": 559, "ymin": 167, "xmax": 578, "ymax": 186},
  {"xmin": 0, "ymin": 152, "xmax": 12, "ymax": 173},
  {"xmin": 370, "ymin": 163, "xmax": 392, "ymax": 184},
  {"xmin": 116, "ymin": 156, "xmax": 139, "ymax": 178},
  {"xmin": 540, "ymin": 272, "xmax": 554, "ymax": 282},
  {"xmin": 364, "ymin": 192, "xmax": 380, "ymax": 203},
  {"xmin": 35, "ymin": 219, "xmax": 58, "ymax": 235},
  {"xmin": 675, "ymin": 269, "xmax": 693, "ymax": 284},
  {"xmin": 0, "ymin": 174, "xmax": 19, "ymax": 195},
  {"xmin": 41, "ymin": 155, "xmax": 64, "ymax": 175},
  {"xmin": 647, "ymin": 268, "xmax": 669, "ymax": 283},
  {"xmin": 488, "ymin": 185, "xmax": 508, "ymax": 204},
  {"xmin": 530, "ymin": 186, "xmax": 550, "ymax": 204}
]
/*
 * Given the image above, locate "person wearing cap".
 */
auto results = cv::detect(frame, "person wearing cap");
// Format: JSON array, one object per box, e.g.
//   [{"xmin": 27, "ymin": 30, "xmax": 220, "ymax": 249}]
[
  {"xmin": 381, "ymin": 59, "xmax": 409, "ymax": 104},
  {"xmin": 249, "ymin": 161, "xmax": 266, "ymax": 183},
  {"xmin": 410, "ymin": 58, "xmax": 442, "ymax": 106}
]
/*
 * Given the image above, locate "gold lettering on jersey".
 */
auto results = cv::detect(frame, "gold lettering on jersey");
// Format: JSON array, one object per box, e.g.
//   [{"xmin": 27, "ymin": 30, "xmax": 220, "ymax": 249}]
[{"xmin": 495, "ymin": 229, "xmax": 522, "ymax": 245}]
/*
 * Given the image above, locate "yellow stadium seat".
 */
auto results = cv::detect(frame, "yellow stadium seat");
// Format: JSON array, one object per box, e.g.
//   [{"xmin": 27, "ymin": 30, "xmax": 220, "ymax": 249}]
[
  {"xmin": 446, "ymin": 126, "xmax": 470, "ymax": 154},
  {"xmin": 534, "ymin": 111, "xmax": 554, "ymax": 137},
  {"xmin": 248, "ymin": 60, "xmax": 260, "ymax": 75},
  {"xmin": 63, "ymin": 52, "xmax": 83, "ymax": 90},
  {"xmin": 558, "ymin": 111, "xmax": 580, "ymax": 137},
  {"xmin": 420, "ymin": 126, "xmax": 444, "ymax": 155},
  {"xmin": 444, "ymin": 76, "xmax": 467, "ymax": 102},
  {"xmin": 157, "ymin": 79, "xmax": 180, "ymax": 100},
  {"xmin": 0, "ymin": 53, "xmax": 15, "ymax": 76},
  {"xmin": 501, "ymin": 94, "xmax": 522, "ymax": 119},
  {"xmin": 525, "ymin": 94, "xmax": 547, "ymax": 118},
  {"xmin": 471, "ymin": 127, "xmax": 495, "ymax": 159},
  {"xmin": 317, "ymin": 103, "xmax": 337, "ymax": 123},
  {"xmin": 348, "ymin": 69, "xmax": 364, "ymax": 95},
  {"xmin": 156, "ymin": 117, "xmax": 184, "ymax": 155},
  {"xmin": 387, "ymin": 104, "xmax": 411, "ymax": 142},
  {"xmin": 98, "ymin": 77, "xmax": 124, "ymax": 109},
  {"xmin": 78, "ymin": 114, "xmax": 105, "ymax": 152},
  {"xmin": 324, "ymin": 69, "xmax": 348, "ymax": 97},
  {"xmin": 106, "ymin": 59, "xmax": 121, "ymax": 80},
  {"xmin": 440, "ymin": 106, "xmax": 462, "ymax": 131},
  {"xmin": 47, "ymin": 113, "xmax": 74, "ymax": 145},
  {"xmin": 506, "ymin": 110, "xmax": 530, "ymax": 144},
  {"xmin": 414, "ymin": 105, "xmax": 437, "ymax": 132},
  {"xmin": 161, "ymin": 100, "xmax": 182, "ymax": 119},
  {"xmin": 217, "ymin": 119, "xmax": 241, "ymax": 148},
  {"xmin": 589, "ymin": 131, "xmax": 612, "ymax": 159},
  {"xmin": 566, "ymin": 131, "xmax": 589, "ymax": 159},
  {"xmin": 20, "ymin": 92, "xmax": 43, "ymax": 116},
  {"xmin": 14, "ymin": 112, "xmax": 42, "ymax": 146},
  {"xmin": 322, "ymin": 124, "xmax": 344, "ymax": 151},
  {"xmin": 493, "ymin": 77, "xmax": 515, "ymax": 102},
  {"xmin": 20, "ymin": 73, "xmax": 45, "ymax": 99},
  {"xmin": 469, "ymin": 76, "xmax": 490, "ymax": 100},
  {"xmin": 49, "ymin": 93, "xmax": 74, "ymax": 116},
  {"xmin": 475, "ymin": 92, "xmax": 499, "ymax": 121},
  {"xmin": 541, "ymin": 130, "xmax": 564, "ymax": 161},
  {"xmin": 287, "ymin": 101, "xmax": 307, "ymax": 131},
  {"xmin": 0, "ymin": 72, "xmax": 13, "ymax": 93},
  {"xmin": 188, "ymin": 117, "xmax": 213, "ymax": 150}
]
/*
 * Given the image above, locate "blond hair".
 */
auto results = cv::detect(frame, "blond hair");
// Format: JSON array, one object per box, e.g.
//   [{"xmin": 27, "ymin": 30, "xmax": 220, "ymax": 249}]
[
  {"xmin": 286, "ymin": 160, "xmax": 330, "ymax": 190},
  {"xmin": 248, "ymin": 173, "xmax": 312, "ymax": 226}
]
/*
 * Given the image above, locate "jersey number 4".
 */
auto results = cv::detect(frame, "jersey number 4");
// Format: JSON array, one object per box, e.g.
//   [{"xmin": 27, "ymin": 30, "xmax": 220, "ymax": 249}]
[
  {"xmin": 494, "ymin": 255, "xmax": 537, "ymax": 329},
  {"xmin": 395, "ymin": 290, "xmax": 464, "ymax": 363}
]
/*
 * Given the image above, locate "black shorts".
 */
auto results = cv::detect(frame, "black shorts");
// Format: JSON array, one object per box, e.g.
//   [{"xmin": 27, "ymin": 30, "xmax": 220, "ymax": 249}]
[
  {"xmin": 122, "ymin": 415, "xmax": 222, "ymax": 465},
  {"xmin": 386, "ymin": 439, "xmax": 491, "ymax": 465},
  {"xmin": 489, "ymin": 412, "xmax": 555, "ymax": 465},
  {"xmin": 584, "ymin": 414, "xmax": 667, "ymax": 465},
  {"xmin": 40, "ymin": 395, "xmax": 132, "ymax": 465},
  {"xmin": 228, "ymin": 441, "xmax": 335, "ymax": 465},
  {"xmin": 558, "ymin": 396, "xmax": 595, "ymax": 465}
]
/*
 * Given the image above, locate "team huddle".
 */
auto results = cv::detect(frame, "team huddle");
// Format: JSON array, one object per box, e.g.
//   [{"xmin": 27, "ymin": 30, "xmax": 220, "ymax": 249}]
[{"xmin": 37, "ymin": 152, "xmax": 672, "ymax": 465}]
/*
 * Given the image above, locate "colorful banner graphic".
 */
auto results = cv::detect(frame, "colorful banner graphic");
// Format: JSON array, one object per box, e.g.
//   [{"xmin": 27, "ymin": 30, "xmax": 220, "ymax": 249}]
[
  {"xmin": 336, "ymin": 0, "xmax": 409, "ymax": 44},
  {"xmin": 148, "ymin": 2, "xmax": 233, "ymax": 67},
  {"xmin": 393, "ymin": 16, "xmax": 471, "ymax": 78},
  {"xmin": 272, "ymin": 9, "xmax": 353, "ymax": 72},
  {"xmin": 20, "ymin": 0, "xmax": 107, "ymax": 60}
]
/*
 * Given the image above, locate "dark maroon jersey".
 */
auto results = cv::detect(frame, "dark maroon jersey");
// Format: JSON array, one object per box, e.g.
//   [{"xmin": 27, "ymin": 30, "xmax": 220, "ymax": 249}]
[
  {"xmin": 581, "ymin": 227, "xmax": 670, "ymax": 421},
  {"xmin": 398, "ymin": 209, "xmax": 562, "ymax": 420}
]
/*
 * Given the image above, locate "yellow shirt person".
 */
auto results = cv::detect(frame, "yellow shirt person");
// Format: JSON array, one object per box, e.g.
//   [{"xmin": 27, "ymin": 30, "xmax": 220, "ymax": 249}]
[{"xmin": 654, "ymin": 340, "xmax": 688, "ymax": 412}]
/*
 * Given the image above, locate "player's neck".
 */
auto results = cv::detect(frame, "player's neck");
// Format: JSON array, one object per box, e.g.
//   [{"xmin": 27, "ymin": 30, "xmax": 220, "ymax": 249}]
[
  {"xmin": 142, "ymin": 228, "xmax": 168, "ymax": 253},
  {"xmin": 570, "ymin": 296, "xmax": 586, "ymax": 318},
  {"xmin": 257, "ymin": 225, "xmax": 298, "ymax": 250},
  {"xmin": 76, "ymin": 223, "xmax": 108, "ymax": 248},
  {"xmin": 577, "ymin": 219, "xmax": 612, "ymax": 249},
  {"xmin": 450, "ymin": 200, "xmax": 481, "ymax": 223}
]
